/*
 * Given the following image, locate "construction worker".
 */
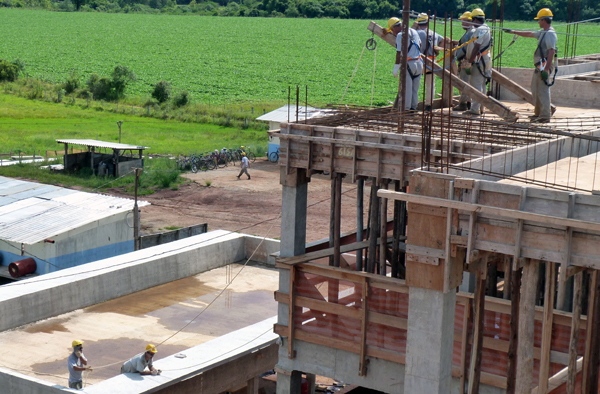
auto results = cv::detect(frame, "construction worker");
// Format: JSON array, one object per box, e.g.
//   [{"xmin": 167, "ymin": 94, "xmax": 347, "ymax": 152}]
[
  {"xmin": 386, "ymin": 17, "xmax": 423, "ymax": 111},
  {"xmin": 464, "ymin": 8, "xmax": 492, "ymax": 116},
  {"xmin": 453, "ymin": 12, "xmax": 475, "ymax": 111},
  {"xmin": 504, "ymin": 8, "xmax": 557, "ymax": 123},
  {"xmin": 121, "ymin": 344, "xmax": 162, "ymax": 376},
  {"xmin": 237, "ymin": 152, "xmax": 250, "ymax": 180},
  {"xmin": 67, "ymin": 340, "xmax": 91, "ymax": 390},
  {"xmin": 415, "ymin": 13, "xmax": 443, "ymax": 110}
]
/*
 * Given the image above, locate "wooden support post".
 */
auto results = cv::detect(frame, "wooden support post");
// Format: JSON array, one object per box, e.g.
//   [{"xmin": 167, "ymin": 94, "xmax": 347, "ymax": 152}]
[
  {"xmin": 460, "ymin": 299, "xmax": 471, "ymax": 394},
  {"xmin": 356, "ymin": 178, "xmax": 364, "ymax": 272},
  {"xmin": 566, "ymin": 271, "xmax": 583, "ymax": 394},
  {"xmin": 288, "ymin": 265, "xmax": 297, "ymax": 359},
  {"xmin": 367, "ymin": 180, "xmax": 379, "ymax": 274},
  {"xmin": 515, "ymin": 259, "xmax": 540, "ymax": 394},
  {"xmin": 64, "ymin": 143, "xmax": 69, "ymax": 171},
  {"xmin": 379, "ymin": 181, "xmax": 388, "ymax": 276},
  {"xmin": 329, "ymin": 177, "xmax": 336, "ymax": 267},
  {"xmin": 557, "ymin": 194, "xmax": 575, "ymax": 311},
  {"xmin": 468, "ymin": 260, "xmax": 488, "ymax": 394},
  {"xmin": 507, "ymin": 266, "xmax": 522, "ymax": 394},
  {"xmin": 90, "ymin": 146, "xmax": 95, "ymax": 175},
  {"xmin": 391, "ymin": 181, "xmax": 401, "ymax": 278},
  {"xmin": 358, "ymin": 278, "xmax": 369, "ymax": 376},
  {"xmin": 504, "ymin": 256, "xmax": 512, "ymax": 300},
  {"xmin": 333, "ymin": 174, "xmax": 342, "ymax": 268},
  {"xmin": 583, "ymin": 270, "xmax": 600, "ymax": 394},
  {"xmin": 247, "ymin": 376, "xmax": 259, "ymax": 394},
  {"xmin": 538, "ymin": 261, "xmax": 556, "ymax": 394},
  {"xmin": 582, "ymin": 270, "xmax": 596, "ymax": 394}
]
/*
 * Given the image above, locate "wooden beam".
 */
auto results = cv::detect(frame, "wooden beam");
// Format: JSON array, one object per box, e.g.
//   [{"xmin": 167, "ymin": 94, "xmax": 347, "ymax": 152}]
[
  {"xmin": 460, "ymin": 299, "xmax": 471, "ymax": 394},
  {"xmin": 566, "ymin": 272, "xmax": 583, "ymax": 394},
  {"xmin": 582, "ymin": 270, "xmax": 597, "ymax": 394},
  {"xmin": 359, "ymin": 279, "xmax": 369, "ymax": 376},
  {"xmin": 288, "ymin": 265, "xmax": 296, "ymax": 359},
  {"xmin": 507, "ymin": 267, "xmax": 522, "ymax": 394},
  {"xmin": 531, "ymin": 357, "xmax": 583, "ymax": 394},
  {"xmin": 468, "ymin": 260, "xmax": 488, "ymax": 394},
  {"xmin": 377, "ymin": 190, "xmax": 600, "ymax": 236},
  {"xmin": 333, "ymin": 174, "xmax": 342, "ymax": 267},
  {"xmin": 380, "ymin": 181, "xmax": 388, "ymax": 275},
  {"xmin": 583, "ymin": 270, "xmax": 600, "ymax": 394},
  {"xmin": 516, "ymin": 259, "xmax": 540, "ymax": 394},
  {"xmin": 489, "ymin": 69, "xmax": 557, "ymax": 114},
  {"xmin": 537, "ymin": 262, "xmax": 556, "ymax": 394}
]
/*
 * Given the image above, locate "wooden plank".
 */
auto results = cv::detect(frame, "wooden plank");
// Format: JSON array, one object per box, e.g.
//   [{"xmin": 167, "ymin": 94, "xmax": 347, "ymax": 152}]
[
  {"xmin": 584, "ymin": 269, "xmax": 600, "ymax": 394},
  {"xmin": 460, "ymin": 299, "xmax": 471, "ymax": 394},
  {"xmin": 566, "ymin": 272, "xmax": 583, "ymax": 394},
  {"xmin": 507, "ymin": 267, "xmax": 522, "ymax": 394},
  {"xmin": 455, "ymin": 178, "xmax": 475, "ymax": 190},
  {"xmin": 582, "ymin": 270, "xmax": 597, "ymax": 394},
  {"xmin": 516, "ymin": 259, "xmax": 540, "ymax": 394},
  {"xmin": 405, "ymin": 244, "xmax": 446, "ymax": 259},
  {"xmin": 378, "ymin": 190, "xmax": 600, "ymax": 237},
  {"xmin": 277, "ymin": 239, "xmax": 372, "ymax": 266},
  {"xmin": 468, "ymin": 261, "xmax": 488, "ymax": 394},
  {"xmin": 444, "ymin": 182, "xmax": 455, "ymax": 293},
  {"xmin": 557, "ymin": 193, "xmax": 576, "ymax": 311},
  {"xmin": 380, "ymin": 182, "xmax": 388, "ymax": 275},
  {"xmin": 490, "ymin": 69, "xmax": 557, "ymax": 114},
  {"xmin": 537, "ymin": 262, "xmax": 556, "ymax": 394},
  {"xmin": 333, "ymin": 174, "xmax": 342, "ymax": 267},
  {"xmin": 451, "ymin": 235, "xmax": 468, "ymax": 246},
  {"xmin": 406, "ymin": 253, "xmax": 439, "ymax": 266},
  {"xmin": 359, "ymin": 279, "xmax": 368, "ymax": 376},
  {"xmin": 514, "ymin": 219, "xmax": 524, "ymax": 270},
  {"xmin": 288, "ymin": 265, "xmax": 296, "ymax": 359}
]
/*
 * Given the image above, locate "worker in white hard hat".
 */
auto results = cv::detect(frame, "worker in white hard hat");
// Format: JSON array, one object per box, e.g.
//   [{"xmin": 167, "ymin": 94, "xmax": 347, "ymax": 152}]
[
  {"xmin": 414, "ymin": 12, "xmax": 443, "ymax": 110},
  {"xmin": 237, "ymin": 152, "xmax": 251, "ymax": 180},
  {"xmin": 504, "ymin": 8, "xmax": 557, "ymax": 123},
  {"xmin": 121, "ymin": 344, "xmax": 161, "ymax": 375},
  {"xmin": 67, "ymin": 340, "xmax": 92, "ymax": 390},
  {"xmin": 453, "ymin": 12, "xmax": 475, "ymax": 111},
  {"xmin": 386, "ymin": 17, "xmax": 423, "ymax": 111},
  {"xmin": 463, "ymin": 8, "xmax": 492, "ymax": 116}
]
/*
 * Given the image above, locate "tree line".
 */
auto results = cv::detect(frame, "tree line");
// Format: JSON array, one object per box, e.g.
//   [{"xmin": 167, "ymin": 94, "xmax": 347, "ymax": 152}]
[{"xmin": 1, "ymin": 0, "xmax": 598, "ymax": 23}]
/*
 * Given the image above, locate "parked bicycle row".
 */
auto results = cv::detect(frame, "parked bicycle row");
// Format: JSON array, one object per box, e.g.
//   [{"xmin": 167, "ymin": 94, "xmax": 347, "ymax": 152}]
[{"xmin": 177, "ymin": 146, "xmax": 256, "ymax": 173}]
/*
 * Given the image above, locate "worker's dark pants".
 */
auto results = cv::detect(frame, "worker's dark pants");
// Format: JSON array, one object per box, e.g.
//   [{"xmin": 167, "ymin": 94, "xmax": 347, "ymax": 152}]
[
  {"xmin": 238, "ymin": 167, "xmax": 250, "ymax": 179},
  {"xmin": 69, "ymin": 381, "xmax": 83, "ymax": 389}
]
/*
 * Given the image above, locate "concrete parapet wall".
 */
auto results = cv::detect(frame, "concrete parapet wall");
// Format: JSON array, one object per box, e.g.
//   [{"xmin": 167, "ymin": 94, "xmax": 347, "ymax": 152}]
[
  {"xmin": 244, "ymin": 235, "xmax": 279, "ymax": 266},
  {"xmin": 0, "ymin": 368, "xmax": 63, "ymax": 394},
  {"xmin": 0, "ymin": 230, "xmax": 245, "ymax": 332}
]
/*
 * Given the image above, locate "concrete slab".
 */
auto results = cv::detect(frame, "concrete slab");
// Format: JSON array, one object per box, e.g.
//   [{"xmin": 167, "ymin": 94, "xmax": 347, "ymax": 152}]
[{"xmin": 0, "ymin": 263, "xmax": 279, "ymax": 389}]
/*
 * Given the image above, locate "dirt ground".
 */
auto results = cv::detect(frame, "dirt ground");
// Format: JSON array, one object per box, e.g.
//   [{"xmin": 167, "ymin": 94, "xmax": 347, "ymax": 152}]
[{"xmin": 120, "ymin": 159, "xmax": 369, "ymax": 243}]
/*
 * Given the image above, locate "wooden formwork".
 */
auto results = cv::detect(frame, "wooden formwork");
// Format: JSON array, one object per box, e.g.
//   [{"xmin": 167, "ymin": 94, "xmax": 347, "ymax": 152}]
[{"xmin": 276, "ymin": 122, "xmax": 504, "ymax": 184}]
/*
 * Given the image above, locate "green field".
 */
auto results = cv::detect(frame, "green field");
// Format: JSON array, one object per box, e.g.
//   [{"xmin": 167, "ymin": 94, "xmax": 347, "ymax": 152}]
[{"xmin": 1, "ymin": 9, "xmax": 598, "ymax": 106}]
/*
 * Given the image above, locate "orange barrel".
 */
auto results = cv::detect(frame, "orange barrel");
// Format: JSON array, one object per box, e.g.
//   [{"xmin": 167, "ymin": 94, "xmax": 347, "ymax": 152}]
[{"xmin": 8, "ymin": 258, "xmax": 37, "ymax": 278}]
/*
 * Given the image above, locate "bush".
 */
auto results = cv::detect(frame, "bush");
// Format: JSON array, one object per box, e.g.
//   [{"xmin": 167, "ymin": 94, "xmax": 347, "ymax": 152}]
[
  {"xmin": 151, "ymin": 80, "xmax": 171, "ymax": 103},
  {"xmin": 63, "ymin": 72, "xmax": 80, "ymax": 94},
  {"xmin": 173, "ymin": 90, "xmax": 190, "ymax": 107},
  {"xmin": 85, "ymin": 65, "xmax": 136, "ymax": 101},
  {"xmin": 0, "ymin": 60, "xmax": 19, "ymax": 82}
]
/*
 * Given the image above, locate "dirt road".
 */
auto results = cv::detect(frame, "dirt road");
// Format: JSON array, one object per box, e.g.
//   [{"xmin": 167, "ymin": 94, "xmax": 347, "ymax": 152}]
[{"xmin": 132, "ymin": 159, "xmax": 368, "ymax": 243}]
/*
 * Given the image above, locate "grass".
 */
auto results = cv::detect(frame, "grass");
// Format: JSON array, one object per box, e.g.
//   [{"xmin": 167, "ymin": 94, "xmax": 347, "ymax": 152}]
[{"xmin": 0, "ymin": 93, "xmax": 268, "ymax": 155}]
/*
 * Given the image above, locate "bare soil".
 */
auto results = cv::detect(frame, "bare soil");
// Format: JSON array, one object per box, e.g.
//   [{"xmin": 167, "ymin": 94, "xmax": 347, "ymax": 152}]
[{"xmin": 108, "ymin": 159, "xmax": 368, "ymax": 243}]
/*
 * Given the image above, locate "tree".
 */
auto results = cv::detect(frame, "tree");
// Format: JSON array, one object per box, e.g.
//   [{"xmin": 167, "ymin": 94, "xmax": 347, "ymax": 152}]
[
  {"xmin": 151, "ymin": 80, "xmax": 171, "ymax": 103},
  {"xmin": 111, "ymin": 65, "xmax": 136, "ymax": 99}
]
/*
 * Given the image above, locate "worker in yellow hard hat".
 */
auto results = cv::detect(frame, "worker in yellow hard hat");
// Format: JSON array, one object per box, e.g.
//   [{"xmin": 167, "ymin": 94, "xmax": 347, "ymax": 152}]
[
  {"xmin": 237, "ymin": 151, "xmax": 251, "ymax": 180},
  {"xmin": 461, "ymin": 8, "xmax": 492, "ymax": 116},
  {"xmin": 503, "ymin": 8, "xmax": 557, "ymax": 123},
  {"xmin": 67, "ymin": 340, "xmax": 92, "ymax": 389},
  {"xmin": 121, "ymin": 344, "xmax": 161, "ymax": 375},
  {"xmin": 414, "ymin": 12, "xmax": 443, "ymax": 110},
  {"xmin": 453, "ymin": 11, "xmax": 475, "ymax": 111},
  {"xmin": 387, "ymin": 17, "xmax": 423, "ymax": 111}
]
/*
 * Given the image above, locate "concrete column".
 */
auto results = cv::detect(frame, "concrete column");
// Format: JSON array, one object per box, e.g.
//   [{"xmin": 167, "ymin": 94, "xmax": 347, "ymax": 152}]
[
  {"xmin": 460, "ymin": 271, "xmax": 476, "ymax": 293},
  {"xmin": 276, "ymin": 370, "xmax": 303, "ymax": 394},
  {"xmin": 404, "ymin": 287, "xmax": 456, "ymax": 394},
  {"xmin": 278, "ymin": 168, "xmax": 308, "ymax": 326}
]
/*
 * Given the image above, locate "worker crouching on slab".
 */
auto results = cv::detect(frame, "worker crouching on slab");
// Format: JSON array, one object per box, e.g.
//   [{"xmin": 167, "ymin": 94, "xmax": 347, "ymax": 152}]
[
  {"xmin": 504, "ymin": 8, "xmax": 557, "ymax": 123},
  {"xmin": 386, "ymin": 17, "xmax": 423, "ymax": 111},
  {"xmin": 67, "ymin": 340, "xmax": 92, "ymax": 390},
  {"xmin": 464, "ymin": 8, "xmax": 492, "ymax": 116},
  {"xmin": 121, "ymin": 344, "xmax": 162, "ymax": 376},
  {"xmin": 453, "ymin": 12, "xmax": 475, "ymax": 112},
  {"xmin": 415, "ymin": 13, "xmax": 443, "ymax": 111}
]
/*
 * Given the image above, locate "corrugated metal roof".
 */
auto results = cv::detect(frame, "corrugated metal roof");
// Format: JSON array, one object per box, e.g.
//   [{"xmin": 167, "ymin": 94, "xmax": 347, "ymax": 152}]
[
  {"xmin": 256, "ymin": 105, "xmax": 333, "ymax": 123},
  {"xmin": 0, "ymin": 176, "xmax": 149, "ymax": 245},
  {"xmin": 56, "ymin": 139, "xmax": 149, "ymax": 150}
]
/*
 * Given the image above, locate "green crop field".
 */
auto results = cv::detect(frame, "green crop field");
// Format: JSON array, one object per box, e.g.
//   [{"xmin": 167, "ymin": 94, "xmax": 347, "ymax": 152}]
[{"xmin": 1, "ymin": 9, "xmax": 599, "ymax": 107}]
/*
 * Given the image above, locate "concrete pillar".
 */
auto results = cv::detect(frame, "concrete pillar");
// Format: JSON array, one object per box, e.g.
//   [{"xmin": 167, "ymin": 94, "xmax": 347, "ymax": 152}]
[
  {"xmin": 278, "ymin": 168, "xmax": 308, "ymax": 326},
  {"xmin": 276, "ymin": 370, "xmax": 303, "ymax": 394},
  {"xmin": 460, "ymin": 271, "xmax": 476, "ymax": 293},
  {"xmin": 404, "ymin": 287, "xmax": 456, "ymax": 394}
]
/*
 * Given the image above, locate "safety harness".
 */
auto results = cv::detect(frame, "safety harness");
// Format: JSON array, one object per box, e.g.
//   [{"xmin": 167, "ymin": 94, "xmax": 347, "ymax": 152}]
[
  {"xmin": 405, "ymin": 34, "xmax": 422, "ymax": 80},
  {"xmin": 534, "ymin": 30, "xmax": 558, "ymax": 87},
  {"xmin": 473, "ymin": 30, "xmax": 493, "ymax": 83}
]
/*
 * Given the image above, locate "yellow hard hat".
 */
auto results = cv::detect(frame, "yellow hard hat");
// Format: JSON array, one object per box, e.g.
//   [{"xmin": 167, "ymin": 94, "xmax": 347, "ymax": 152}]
[
  {"xmin": 534, "ymin": 8, "xmax": 553, "ymax": 19},
  {"xmin": 72, "ymin": 340, "xmax": 83, "ymax": 348},
  {"xmin": 146, "ymin": 344, "xmax": 158, "ymax": 354},
  {"xmin": 416, "ymin": 12, "xmax": 429, "ymax": 23},
  {"xmin": 471, "ymin": 8, "xmax": 485, "ymax": 17},
  {"xmin": 459, "ymin": 11, "xmax": 472, "ymax": 20},
  {"xmin": 241, "ymin": 146, "xmax": 245, "ymax": 149},
  {"xmin": 242, "ymin": 152, "xmax": 246, "ymax": 157},
  {"xmin": 385, "ymin": 17, "xmax": 401, "ymax": 33}
]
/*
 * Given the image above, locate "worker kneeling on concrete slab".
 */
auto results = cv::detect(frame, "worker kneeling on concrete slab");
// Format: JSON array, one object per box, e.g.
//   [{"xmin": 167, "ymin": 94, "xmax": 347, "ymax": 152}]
[
  {"xmin": 121, "ymin": 344, "xmax": 162, "ymax": 376},
  {"xmin": 386, "ymin": 17, "xmax": 423, "ymax": 111},
  {"xmin": 504, "ymin": 8, "xmax": 557, "ymax": 123},
  {"xmin": 67, "ymin": 340, "xmax": 92, "ymax": 390}
]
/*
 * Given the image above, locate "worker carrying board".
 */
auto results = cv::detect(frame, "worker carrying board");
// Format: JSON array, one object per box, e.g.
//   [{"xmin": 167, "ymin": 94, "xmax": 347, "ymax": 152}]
[
  {"xmin": 121, "ymin": 344, "xmax": 162, "ymax": 376},
  {"xmin": 414, "ymin": 12, "xmax": 443, "ymax": 110},
  {"xmin": 385, "ymin": 17, "xmax": 423, "ymax": 111},
  {"xmin": 463, "ymin": 8, "xmax": 493, "ymax": 116},
  {"xmin": 67, "ymin": 340, "xmax": 92, "ymax": 390},
  {"xmin": 504, "ymin": 8, "xmax": 558, "ymax": 123},
  {"xmin": 453, "ymin": 12, "xmax": 475, "ymax": 112}
]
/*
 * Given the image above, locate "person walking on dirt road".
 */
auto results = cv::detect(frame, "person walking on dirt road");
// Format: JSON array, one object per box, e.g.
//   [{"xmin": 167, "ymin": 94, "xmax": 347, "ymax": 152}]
[{"xmin": 237, "ymin": 152, "xmax": 251, "ymax": 180}]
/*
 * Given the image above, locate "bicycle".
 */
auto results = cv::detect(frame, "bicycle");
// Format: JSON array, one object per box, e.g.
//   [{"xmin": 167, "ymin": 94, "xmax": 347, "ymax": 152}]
[{"xmin": 269, "ymin": 148, "xmax": 279, "ymax": 163}]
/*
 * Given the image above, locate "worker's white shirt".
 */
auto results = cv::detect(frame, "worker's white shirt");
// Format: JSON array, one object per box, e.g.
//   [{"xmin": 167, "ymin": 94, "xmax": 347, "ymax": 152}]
[
  {"xmin": 67, "ymin": 352, "xmax": 87, "ymax": 383},
  {"xmin": 416, "ymin": 29, "xmax": 443, "ymax": 57},
  {"xmin": 396, "ymin": 28, "xmax": 423, "ymax": 76},
  {"xmin": 241, "ymin": 157, "xmax": 249, "ymax": 168},
  {"xmin": 457, "ymin": 27, "xmax": 475, "ymax": 60},
  {"xmin": 532, "ymin": 27, "xmax": 557, "ymax": 66},
  {"xmin": 122, "ymin": 354, "xmax": 152, "ymax": 373},
  {"xmin": 467, "ymin": 23, "xmax": 492, "ymax": 74}
]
